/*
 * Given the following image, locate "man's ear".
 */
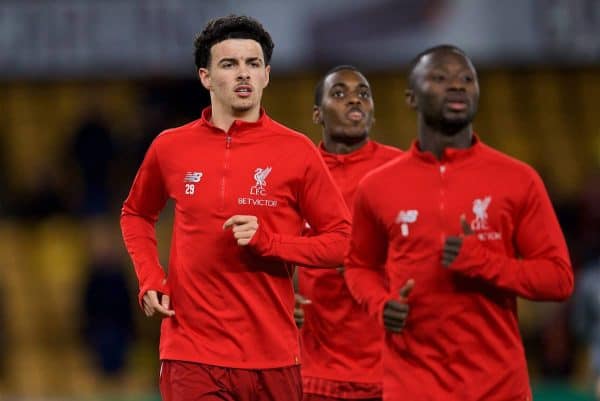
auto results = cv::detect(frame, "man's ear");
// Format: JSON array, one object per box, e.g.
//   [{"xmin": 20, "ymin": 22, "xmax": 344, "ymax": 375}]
[
  {"xmin": 312, "ymin": 106, "xmax": 322, "ymax": 125},
  {"xmin": 199, "ymin": 68, "xmax": 211, "ymax": 90},
  {"xmin": 405, "ymin": 89, "xmax": 417, "ymax": 109},
  {"xmin": 263, "ymin": 64, "xmax": 271, "ymax": 88}
]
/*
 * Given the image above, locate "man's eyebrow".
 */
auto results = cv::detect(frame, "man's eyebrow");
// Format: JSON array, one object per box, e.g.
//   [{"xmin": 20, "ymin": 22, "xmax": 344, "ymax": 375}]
[
  {"xmin": 329, "ymin": 83, "xmax": 348, "ymax": 90},
  {"xmin": 330, "ymin": 83, "xmax": 370, "ymax": 90},
  {"xmin": 217, "ymin": 58, "xmax": 238, "ymax": 64}
]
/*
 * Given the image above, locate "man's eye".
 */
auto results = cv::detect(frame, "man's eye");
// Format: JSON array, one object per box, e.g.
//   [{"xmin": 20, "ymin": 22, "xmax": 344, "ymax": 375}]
[
  {"xmin": 359, "ymin": 91, "xmax": 371, "ymax": 99},
  {"xmin": 332, "ymin": 91, "xmax": 345, "ymax": 98}
]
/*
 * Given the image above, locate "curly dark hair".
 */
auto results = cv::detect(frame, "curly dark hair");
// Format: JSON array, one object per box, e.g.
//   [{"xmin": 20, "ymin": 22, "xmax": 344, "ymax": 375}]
[{"xmin": 194, "ymin": 15, "xmax": 275, "ymax": 70}]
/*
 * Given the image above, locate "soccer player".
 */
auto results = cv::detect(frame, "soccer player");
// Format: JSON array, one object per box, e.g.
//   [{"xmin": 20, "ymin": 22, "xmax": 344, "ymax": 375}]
[
  {"xmin": 120, "ymin": 15, "xmax": 351, "ymax": 401},
  {"xmin": 344, "ymin": 45, "xmax": 574, "ymax": 401},
  {"xmin": 296, "ymin": 66, "xmax": 401, "ymax": 401}
]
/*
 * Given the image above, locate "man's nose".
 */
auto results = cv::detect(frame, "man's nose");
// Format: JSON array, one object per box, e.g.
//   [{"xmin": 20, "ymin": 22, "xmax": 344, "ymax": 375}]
[
  {"xmin": 447, "ymin": 75, "xmax": 466, "ymax": 91},
  {"xmin": 237, "ymin": 65, "xmax": 250, "ymax": 80},
  {"xmin": 347, "ymin": 92, "xmax": 362, "ymax": 105}
]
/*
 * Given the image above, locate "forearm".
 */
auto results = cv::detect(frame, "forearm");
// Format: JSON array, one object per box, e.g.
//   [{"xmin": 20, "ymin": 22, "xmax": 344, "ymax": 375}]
[
  {"xmin": 249, "ymin": 226, "xmax": 349, "ymax": 268},
  {"xmin": 120, "ymin": 211, "xmax": 168, "ymax": 305},
  {"xmin": 450, "ymin": 236, "xmax": 573, "ymax": 301},
  {"xmin": 120, "ymin": 140, "xmax": 170, "ymax": 305}
]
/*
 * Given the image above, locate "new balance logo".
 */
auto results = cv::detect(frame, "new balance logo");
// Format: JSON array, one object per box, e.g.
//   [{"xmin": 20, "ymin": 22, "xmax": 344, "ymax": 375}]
[
  {"xmin": 184, "ymin": 172, "xmax": 203, "ymax": 183},
  {"xmin": 396, "ymin": 209, "xmax": 419, "ymax": 237}
]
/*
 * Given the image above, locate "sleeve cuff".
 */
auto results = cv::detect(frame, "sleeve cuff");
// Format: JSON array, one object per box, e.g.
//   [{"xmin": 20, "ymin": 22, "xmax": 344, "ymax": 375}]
[
  {"xmin": 138, "ymin": 271, "xmax": 169, "ymax": 309},
  {"xmin": 248, "ymin": 224, "xmax": 275, "ymax": 256}
]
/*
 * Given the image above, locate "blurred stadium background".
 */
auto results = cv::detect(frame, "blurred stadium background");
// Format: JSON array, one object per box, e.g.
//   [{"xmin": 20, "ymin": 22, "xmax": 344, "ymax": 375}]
[{"xmin": 0, "ymin": 0, "xmax": 599, "ymax": 400}]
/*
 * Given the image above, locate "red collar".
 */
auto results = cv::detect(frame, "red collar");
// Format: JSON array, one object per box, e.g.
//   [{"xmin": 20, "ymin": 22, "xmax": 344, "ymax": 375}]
[
  {"xmin": 318, "ymin": 140, "xmax": 377, "ymax": 166},
  {"xmin": 198, "ymin": 106, "xmax": 270, "ymax": 133},
  {"xmin": 409, "ymin": 134, "xmax": 482, "ymax": 164}
]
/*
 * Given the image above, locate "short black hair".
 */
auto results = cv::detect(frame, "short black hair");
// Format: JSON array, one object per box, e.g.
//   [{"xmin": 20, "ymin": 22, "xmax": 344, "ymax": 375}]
[
  {"xmin": 194, "ymin": 15, "xmax": 275, "ymax": 69},
  {"xmin": 407, "ymin": 44, "xmax": 469, "ymax": 88},
  {"xmin": 314, "ymin": 65, "xmax": 362, "ymax": 106}
]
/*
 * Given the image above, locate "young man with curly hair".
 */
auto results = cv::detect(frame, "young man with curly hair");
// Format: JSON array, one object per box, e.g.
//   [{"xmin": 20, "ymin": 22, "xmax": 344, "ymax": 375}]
[{"xmin": 121, "ymin": 15, "xmax": 351, "ymax": 401}]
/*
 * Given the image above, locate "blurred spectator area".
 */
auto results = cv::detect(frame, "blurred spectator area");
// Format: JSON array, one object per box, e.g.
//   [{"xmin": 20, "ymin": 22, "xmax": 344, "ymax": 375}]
[
  {"xmin": 0, "ymin": 70, "xmax": 598, "ymax": 205},
  {"xmin": 0, "ymin": 214, "xmax": 174, "ymax": 397},
  {"xmin": 0, "ymin": 68, "xmax": 598, "ymax": 397}
]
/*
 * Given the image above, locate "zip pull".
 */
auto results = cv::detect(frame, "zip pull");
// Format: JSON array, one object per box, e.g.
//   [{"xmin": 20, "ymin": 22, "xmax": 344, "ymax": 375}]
[
  {"xmin": 440, "ymin": 165, "xmax": 446, "ymax": 174},
  {"xmin": 226, "ymin": 135, "xmax": 232, "ymax": 149}
]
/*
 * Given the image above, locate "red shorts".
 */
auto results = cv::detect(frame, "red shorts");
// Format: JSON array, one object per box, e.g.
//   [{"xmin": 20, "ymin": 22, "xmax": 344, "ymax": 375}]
[
  {"xmin": 303, "ymin": 395, "xmax": 381, "ymax": 401},
  {"xmin": 159, "ymin": 360, "xmax": 302, "ymax": 401}
]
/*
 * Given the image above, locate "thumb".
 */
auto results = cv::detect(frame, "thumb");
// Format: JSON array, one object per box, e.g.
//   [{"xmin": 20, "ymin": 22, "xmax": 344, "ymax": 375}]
[
  {"xmin": 460, "ymin": 214, "xmax": 474, "ymax": 236},
  {"xmin": 223, "ymin": 217, "xmax": 235, "ymax": 230},
  {"xmin": 398, "ymin": 279, "xmax": 415, "ymax": 299},
  {"xmin": 161, "ymin": 294, "xmax": 171, "ymax": 310},
  {"xmin": 295, "ymin": 293, "xmax": 312, "ymax": 306}
]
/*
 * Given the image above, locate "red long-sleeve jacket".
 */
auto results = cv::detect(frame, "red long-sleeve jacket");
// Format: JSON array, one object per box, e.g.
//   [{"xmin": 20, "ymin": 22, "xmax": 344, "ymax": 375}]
[
  {"xmin": 299, "ymin": 140, "xmax": 402, "ymax": 398},
  {"xmin": 121, "ymin": 108, "xmax": 351, "ymax": 369},
  {"xmin": 345, "ymin": 138, "xmax": 573, "ymax": 401}
]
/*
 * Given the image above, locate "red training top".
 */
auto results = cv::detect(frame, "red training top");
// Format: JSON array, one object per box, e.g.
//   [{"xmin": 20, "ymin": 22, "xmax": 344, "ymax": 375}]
[
  {"xmin": 345, "ymin": 137, "xmax": 573, "ymax": 401},
  {"xmin": 121, "ymin": 107, "xmax": 351, "ymax": 369},
  {"xmin": 299, "ymin": 140, "xmax": 402, "ymax": 399}
]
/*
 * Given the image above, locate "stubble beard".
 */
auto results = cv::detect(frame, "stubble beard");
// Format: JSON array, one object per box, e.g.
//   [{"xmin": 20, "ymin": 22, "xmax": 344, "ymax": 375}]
[{"xmin": 231, "ymin": 97, "xmax": 256, "ymax": 114}]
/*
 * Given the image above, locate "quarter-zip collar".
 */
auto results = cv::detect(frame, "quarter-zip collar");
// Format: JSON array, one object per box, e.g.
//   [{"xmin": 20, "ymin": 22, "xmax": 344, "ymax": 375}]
[
  {"xmin": 318, "ymin": 139, "xmax": 377, "ymax": 168},
  {"xmin": 197, "ymin": 106, "xmax": 270, "ymax": 135},
  {"xmin": 409, "ymin": 134, "xmax": 482, "ymax": 165}
]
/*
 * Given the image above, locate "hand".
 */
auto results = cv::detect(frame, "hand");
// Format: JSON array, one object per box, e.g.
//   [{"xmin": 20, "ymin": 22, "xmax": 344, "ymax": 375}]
[
  {"xmin": 142, "ymin": 290, "xmax": 175, "ymax": 318},
  {"xmin": 223, "ymin": 215, "xmax": 259, "ymax": 246},
  {"xmin": 294, "ymin": 293, "xmax": 311, "ymax": 328},
  {"xmin": 382, "ymin": 279, "xmax": 414, "ymax": 333},
  {"xmin": 442, "ymin": 215, "xmax": 474, "ymax": 267}
]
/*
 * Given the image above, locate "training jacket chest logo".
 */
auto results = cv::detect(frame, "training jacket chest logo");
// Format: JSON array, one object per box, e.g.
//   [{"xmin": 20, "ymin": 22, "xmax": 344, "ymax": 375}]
[
  {"xmin": 470, "ymin": 195, "xmax": 501, "ymax": 240},
  {"xmin": 183, "ymin": 171, "xmax": 203, "ymax": 195},
  {"xmin": 184, "ymin": 172, "xmax": 203, "ymax": 183},
  {"xmin": 471, "ymin": 196, "xmax": 491, "ymax": 230},
  {"xmin": 238, "ymin": 166, "xmax": 278, "ymax": 208},
  {"xmin": 251, "ymin": 166, "xmax": 272, "ymax": 196},
  {"xmin": 396, "ymin": 209, "xmax": 419, "ymax": 237}
]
